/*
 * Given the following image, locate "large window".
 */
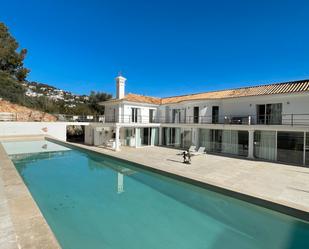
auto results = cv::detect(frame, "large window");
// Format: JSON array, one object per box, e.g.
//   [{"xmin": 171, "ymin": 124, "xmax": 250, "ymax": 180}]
[
  {"xmin": 162, "ymin": 128, "xmax": 181, "ymax": 147},
  {"xmin": 182, "ymin": 129, "xmax": 192, "ymax": 148},
  {"xmin": 212, "ymin": 106, "xmax": 219, "ymax": 124},
  {"xmin": 162, "ymin": 128, "xmax": 192, "ymax": 148},
  {"xmin": 136, "ymin": 128, "xmax": 159, "ymax": 147},
  {"xmin": 257, "ymin": 103, "xmax": 282, "ymax": 125},
  {"xmin": 149, "ymin": 109, "xmax": 155, "ymax": 123},
  {"xmin": 254, "ymin": 131, "xmax": 276, "ymax": 161},
  {"xmin": 131, "ymin": 108, "xmax": 140, "ymax": 123},
  {"xmin": 172, "ymin": 109, "xmax": 181, "ymax": 123},
  {"xmin": 277, "ymin": 131, "xmax": 304, "ymax": 165},
  {"xmin": 193, "ymin": 107, "xmax": 199, "ymax": 123},
  {"xmin": 199, "ymin": 129, "xmax": 248, "ymax": 157},
  {"xmin": 199, "ymin": 129, "xmax": 212, "ymax": 151},
  {"xmin": 237, "ymin": 131, "xmax": 249, "ymax": 156}
]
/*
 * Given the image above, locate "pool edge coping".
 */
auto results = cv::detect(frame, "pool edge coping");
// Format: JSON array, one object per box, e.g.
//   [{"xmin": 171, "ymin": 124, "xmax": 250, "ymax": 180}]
[
  {"xmin": 0, "ymin": 139, "xmax": 61, "ymax": 249},
  {"xmin": 46, "ymin": 137, "xmax": 309, "ymax": 222}
]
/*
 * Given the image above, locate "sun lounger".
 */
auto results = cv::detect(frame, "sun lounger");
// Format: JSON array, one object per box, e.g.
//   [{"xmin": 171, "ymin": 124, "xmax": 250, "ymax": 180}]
[
  {"xmin": 191, "ymin": 147, "xmax": 206, "ymax": 156},
  {"xmin": 188, "ymin": 145, "xmax": 196, "ymax": 152}
]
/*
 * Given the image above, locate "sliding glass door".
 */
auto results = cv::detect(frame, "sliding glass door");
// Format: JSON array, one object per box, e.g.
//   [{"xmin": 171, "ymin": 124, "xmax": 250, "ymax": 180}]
[
  {"xmin": 162, "ymin": 128, "xmax": 181, "ymax": 147},
  {"xmin": 212, "ymin": 106, "xmax": 219, "ymax": 124},
  {"xmin": 193, "ymin": 107, "xmax": 199, "ymax": 123},
  {"xmin": 142, "ymin": 128, "xmax": 150, "ymax": 146},
  {"xmin": 257, "ymin": 103, "xmax": 282, "ymax": 125},
  {"xmin": 182, "ymin": 129, "xmax": 192, "ymax": 149},
  {"xmin": 199, "ymin": 129, "xmax": 248, "ymax": 156},
  {"xmin": 199, "ymin": 129, "xmax": 212, "ymax": 151},
  {"xmin": 172, "ymin": 109, "xmax": 181, "ymax": 123},
  {"xmin": 131, "ymin": 108, "xmax": 141, "ymax": 123},
  {"xmin": 254, "ymin": 131, "xmax": 276, "ymax": 161},
  {"xmin": 277, "ymin": 131, "xmax": 304, "ymax": 165},
  {"xmin": 141, "ymin": 128, "xmax": 159, "ymax": 146},
  {"xmin": 222, "ymin": 130, "xmax": 239, "ymax": 155}
]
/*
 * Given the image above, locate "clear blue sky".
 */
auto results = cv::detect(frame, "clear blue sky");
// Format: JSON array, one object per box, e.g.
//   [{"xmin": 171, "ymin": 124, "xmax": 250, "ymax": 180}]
[{"xmin": 2, "ymin": 0, "xmax": 309, "ymax": 97}]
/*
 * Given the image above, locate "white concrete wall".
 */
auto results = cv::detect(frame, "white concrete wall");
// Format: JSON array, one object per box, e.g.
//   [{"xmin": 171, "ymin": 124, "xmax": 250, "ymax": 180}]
[
  {"xmin": 159, "ymin": 93, "xmax": 309, "ymax": 125},
  {"xmin": 84, "ymin": 126, "xmax": 94, "ymax": 145},
  {"xmin": 104, "ymin": 102, "xmax": 159, "ymax": 123},
  {"xmin": 160, "ymin": 100, "xmax": 222, "ymax": 123},
  {"xmin": 121, "ymin": 103, "xmax": 159, "ymax": 123},
  {"xmin": 85, "ymin": 124, "xmax": 114, "ymax": 146},
  {"xmin": 222, "ymin": 93, "xmax": 309, "ymax": 125},
  {"xmin": 93, "ymin": 127, "xmax": 113, "ymax": 146},
  {"xmin": 104, "ymin": 104, "xmax": 119, "ymax": 122},
  {"xmin": 0, "ymin": 122, "xmax": 68, "ymax": 140}
]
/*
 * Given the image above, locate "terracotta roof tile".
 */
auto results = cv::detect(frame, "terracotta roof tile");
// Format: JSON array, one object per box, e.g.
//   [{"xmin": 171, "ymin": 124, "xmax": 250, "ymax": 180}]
[
  {"xmin": 161, "ymin": 79, "xmax": 309, "ymax": 104},
  {"xmin": 102, "ymin": 93, "xmax": 161, "ymax": 105},
  {"xmin": 123, "ymin": 93, "xmax": 161, "ymax": 104},
  {"xmin": 101, "ymin": 79, "xmax": 309, "ymax": 105}
]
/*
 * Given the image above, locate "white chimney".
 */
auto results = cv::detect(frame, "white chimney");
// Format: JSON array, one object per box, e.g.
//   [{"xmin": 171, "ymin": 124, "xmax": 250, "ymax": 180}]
[{"xmin": 115, "ymin": 75, "xmax": 126, "ymax": 99}]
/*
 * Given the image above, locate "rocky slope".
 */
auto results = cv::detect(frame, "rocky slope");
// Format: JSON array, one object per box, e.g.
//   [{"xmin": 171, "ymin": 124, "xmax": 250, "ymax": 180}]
[{"xmin": 0, "ymin": 99, "xmax": 57, "ymax": 121}]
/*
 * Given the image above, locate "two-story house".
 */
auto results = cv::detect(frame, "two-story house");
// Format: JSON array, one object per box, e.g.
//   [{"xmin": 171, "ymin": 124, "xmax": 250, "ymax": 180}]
[{"xmin": 85, "ymin": 75, "xmax": 309, "ymax": 166}]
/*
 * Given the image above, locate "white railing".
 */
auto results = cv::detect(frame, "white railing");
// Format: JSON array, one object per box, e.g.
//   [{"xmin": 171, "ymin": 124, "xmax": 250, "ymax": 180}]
[{"xmin": 0, "ymin": 112, "xmax": 17, "ymax": 121}]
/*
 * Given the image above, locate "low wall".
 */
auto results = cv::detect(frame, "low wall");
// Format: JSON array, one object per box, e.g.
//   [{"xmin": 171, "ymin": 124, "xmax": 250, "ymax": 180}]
[{"xmin": 0, "ymin": 122, "xmax": 69, "ymax": 140}]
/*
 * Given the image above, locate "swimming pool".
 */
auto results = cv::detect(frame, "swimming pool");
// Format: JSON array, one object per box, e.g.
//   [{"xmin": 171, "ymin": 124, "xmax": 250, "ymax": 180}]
[{"xmin": 2, "ymin": 140, "xmax": 309, "ymax": 249}]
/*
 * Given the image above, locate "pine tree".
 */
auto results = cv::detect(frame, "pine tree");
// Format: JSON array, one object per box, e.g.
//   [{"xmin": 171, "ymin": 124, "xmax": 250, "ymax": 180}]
[{"xmin": 0, "ymin": 22, "xmax": 29, "ymax": 81}]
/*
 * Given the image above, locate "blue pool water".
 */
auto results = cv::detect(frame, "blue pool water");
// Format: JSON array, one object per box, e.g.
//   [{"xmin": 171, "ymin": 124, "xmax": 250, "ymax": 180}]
[{"xmin": 3, "ymin": 140, "xmax": 309, "ymax": 249}]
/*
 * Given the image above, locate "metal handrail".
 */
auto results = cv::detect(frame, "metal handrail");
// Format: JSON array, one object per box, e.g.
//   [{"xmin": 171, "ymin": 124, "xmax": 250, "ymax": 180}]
[
  {"xmin": 102, "ymin": 113, "xmax": 309, "ymax": 126},
  {"xmin": 0, "ymin": 112, "xmax": 17, "ymax": 121},
  {"xmin": 3, "ymin": 112, "xmax": 309, "ymax": 126}
]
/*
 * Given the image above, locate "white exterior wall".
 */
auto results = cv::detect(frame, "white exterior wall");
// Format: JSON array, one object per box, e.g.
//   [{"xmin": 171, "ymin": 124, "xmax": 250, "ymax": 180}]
[
  {"xmin": 160, "ymin": 100, "xmax": 222, "ymax": 123},
  {"xmin": 119, "ymin": 102, "xmax": 159, "ymax": 123},
  {"xmin": 0, "ymin": 122, "xmax": 69, "ymax": 141},
  {"xmin": 102, "ymin": 92, "xmax": 309, "ymax": 126},
  {"xmin": 222, "ymin": 93, "xmax": 309, "ymax": 125},
  {"xmin": 84, "ymin": 126, "xmax": 93, "ymax": 145},
  {"xmin": 104, "ymin": 102, "xmax": 159, "ymax": 123},
  {"xmin": 104, "ymin": 104, "xmax": 119, "ymax": 122},
  {"xmin": 85, "ymin": 124, "xmax": 114, "ymax": 146},
  {"xmin": 158, "ymin": 92, "xmax": 309, "ymax": 125}
]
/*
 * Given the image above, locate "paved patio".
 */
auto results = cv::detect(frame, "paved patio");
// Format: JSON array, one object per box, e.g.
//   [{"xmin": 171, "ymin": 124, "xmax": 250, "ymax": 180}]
[{"xmin": 68, "ymin": 143, "xmax": 309, "ymax": 216}]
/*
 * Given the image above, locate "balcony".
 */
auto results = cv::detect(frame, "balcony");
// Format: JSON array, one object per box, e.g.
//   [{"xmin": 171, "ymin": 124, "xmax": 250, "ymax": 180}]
[
  {"xmin": 103, "ymin": 115, "xmax": 160, "ymax": 124},
  {"xmin": 161, "ymin": 114, "xmax": 309, "ymax": 126},
  {"xmin": 102, "ymin": 114, "xmax": 309, "ymax": 126},
  {"xmin": 45, "ymin": 113, "xmax": 309, "ymax": 126}
]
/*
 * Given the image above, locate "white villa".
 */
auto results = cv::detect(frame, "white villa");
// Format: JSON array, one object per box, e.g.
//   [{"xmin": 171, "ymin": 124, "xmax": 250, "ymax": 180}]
[{"xmin": 85, "ymin": 75, "xmax": 309, "ymax": 166}]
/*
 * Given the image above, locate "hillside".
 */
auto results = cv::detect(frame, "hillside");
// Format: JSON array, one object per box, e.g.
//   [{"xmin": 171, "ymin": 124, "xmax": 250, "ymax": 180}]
[
  {"xmin": 0, "ymin": 99, "xmax": 56, "ymax": 121},
  {"xmin": 0, "ymin": 22, "xmax": 112, "ymax": 115},
  {"xmin": 0, "ymin": 71, "xmax": 111, "ymax": 115},
  {"xmin": 24, "ymin": 81, "xmax": 89, "ymax": 107}
]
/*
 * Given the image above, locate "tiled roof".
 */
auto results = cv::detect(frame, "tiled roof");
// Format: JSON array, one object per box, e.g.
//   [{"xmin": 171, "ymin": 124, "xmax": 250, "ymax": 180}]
[
  {"xmin": 102, "ymin": 93, "xmax": 161, "ymax": 105},
  {"xmin": 161, "ymin": 79, "xmax": 309, "ymax": 104},
  {"xmin": 101, "ymin": 79, "xmax": 309, "ymax": 105},
  {"xmin": 123, "ymin": 93, "xmax": 161, "ymax": 104}
]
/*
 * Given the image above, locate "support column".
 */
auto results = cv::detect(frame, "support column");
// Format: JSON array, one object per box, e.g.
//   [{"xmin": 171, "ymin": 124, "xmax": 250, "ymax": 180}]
[
  {"xmin": 115, "ymin": 126, "xmax": 120, "ymax": 151},
  {"xmin": 248, "ymin": 130, "xmax": 254, "ymax": 159},
  {"xmin": 159, "ymin": 127, "xmax": 163, "ymax": 146}
]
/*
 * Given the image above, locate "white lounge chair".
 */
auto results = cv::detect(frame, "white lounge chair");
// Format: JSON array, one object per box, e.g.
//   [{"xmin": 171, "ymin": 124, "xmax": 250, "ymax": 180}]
[
  {"xmin": 188, "ymin": 145, "xmax": 196, "ymax": 152},
  {"xmin": 104, "ymin": 139, "xmax": 116, "ymax": 149},
  {"xmin": 191, "ymin": 147, "xmax": 206, "ymax": 156}
]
